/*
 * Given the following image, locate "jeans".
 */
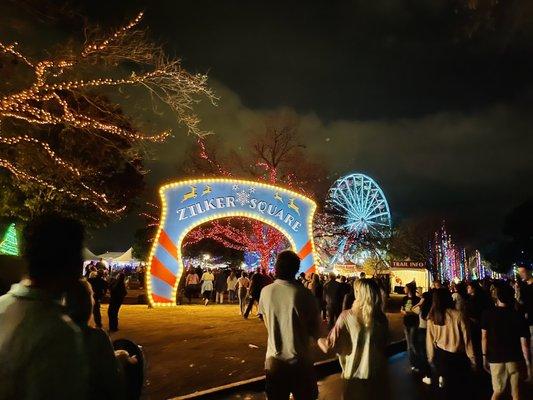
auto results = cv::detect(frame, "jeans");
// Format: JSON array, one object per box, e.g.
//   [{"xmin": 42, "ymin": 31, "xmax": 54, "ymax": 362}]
[
  {"xmin": 215, "ymin": 291, "xmax": 224, "ymax": 303},
  {"xmin": 108, "ymin": 301, "xmax": 122, "ymax": 331},
  {"xmin": 415, "ymin": 328, "xmax": 431, "ymax": 376},
  {"xmin": 185, "ymin": 284, "xmax": 196, "ymax": 303},
  {"xmin": 238, "ymin": 288, "xmax": 248, "ymax": 315},
  {"xmin": 404, "ymin": 325, "xmax": 418, "ymax": 368},
  {"xmin": 433, "ymin": 347, "xmax": 472, "ymax": 397},
  {"xmin": 243, "ymin": 297, "xmax": 257, "ymax": 319},
  {"xmin": 93, "ymin": 300, "xmax": 102, "ymax": 328}
]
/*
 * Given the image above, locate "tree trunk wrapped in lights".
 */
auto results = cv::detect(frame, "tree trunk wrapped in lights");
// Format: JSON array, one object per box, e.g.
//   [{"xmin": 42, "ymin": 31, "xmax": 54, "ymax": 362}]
[{"xmin": 184, "ymin": 218, "xmax": 287, "ymax": 272}]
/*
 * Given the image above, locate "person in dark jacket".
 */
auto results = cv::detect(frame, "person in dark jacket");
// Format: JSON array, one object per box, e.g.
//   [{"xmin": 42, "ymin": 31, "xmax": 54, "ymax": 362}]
[
  {"xmin": 176, "ymin": 270, "xmax": 187, "ymax": 305},
  {"xmin": 466, "ymin": 280, "xmax": 493, "ymax": 367},
  {"xmin": 517, "ymin": 266, "xmax": 533, "ymax": 339},
  {"xmin": 243, "ymin": 269, "xmax": 268, "ymax": 319},
  {"xmin": 401, "ymin": 281, "xmax": 420, "ymax": 371},
  {"xmin": 323, "ymin": 272, "xmax": 343, "ymax": 329},
  {"xmin": 339, "ymin": 276, "xmax": 352, "ymax": 310},
  {"xmin": 342, "ymin": 279, "xmax": 355, "ymax": 311},
  {"xmin": 108, "ymin": 273, "xmax": 127, "ymax": 332},
  {"xmin": 88, "ymin": 270, "xmax": 108, "ymax": 328},
  {"xmin": 214, "ymin": 269, "xmax": 228, "ymax": 304},
  {"xmin": 306, "ymin": 273, "xmax": 323, "ymax": 308},
  {"xmin": 65, "ymin": 279, "xmax": 127, "ymax": 400}
]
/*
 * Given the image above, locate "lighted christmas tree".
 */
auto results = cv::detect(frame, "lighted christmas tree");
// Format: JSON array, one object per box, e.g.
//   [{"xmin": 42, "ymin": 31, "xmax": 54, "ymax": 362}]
[{"xmin": 0, "ymin": 223, "xmax": 19, "ymax": 256}]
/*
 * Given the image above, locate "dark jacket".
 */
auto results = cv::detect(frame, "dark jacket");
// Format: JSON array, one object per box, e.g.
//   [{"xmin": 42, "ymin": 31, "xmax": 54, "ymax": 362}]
[
  {"xmin": 88, "ymin": 277, "xmax": 108, "ymax": 301},
  {"xmin": 214, "ymin": 272, "xmax": 228, "ymax": 292},
  {"xmin": 323, "ymin": 280, "xmax": 343, "ymax": 308},
  {"xmin": 249, "ymin": 273, "xmax": 268, "ymax": 300},
  {"xmin": 110, "ymin": 280, "xmax": 127, "ymax": 303}
]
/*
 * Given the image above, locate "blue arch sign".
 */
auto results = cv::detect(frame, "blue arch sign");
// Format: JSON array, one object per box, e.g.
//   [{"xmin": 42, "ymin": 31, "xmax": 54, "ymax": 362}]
[{"xmin": 147, "ymin": 178, "xmax": 318, "ymax": 306}]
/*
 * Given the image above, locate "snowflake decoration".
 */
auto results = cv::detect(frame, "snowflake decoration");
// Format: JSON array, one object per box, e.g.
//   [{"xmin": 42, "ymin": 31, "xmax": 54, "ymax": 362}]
[
  {"xmin": 236, "ymin": 190, "xmax": 251, "ymax": 206},
  {"xmin": 232, "ymin": 184, "xmax": 239, "ymax": 191},
  {"xmin": 249, "ymin": 187, "xmax": 255, "ymax": 193}
]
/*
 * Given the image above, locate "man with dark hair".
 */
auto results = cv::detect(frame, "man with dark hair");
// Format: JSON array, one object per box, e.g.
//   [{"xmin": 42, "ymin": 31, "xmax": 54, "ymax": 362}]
[
  {"xmin": 258, "ymin": 250, "xmax": 321, "ymax": 400},
  {"xmin": 323, "ymin": 272, "xmax": 342, "ymax": 329},
  {"xmin": 412, "ymin": 285, "xmax": 434, "ymax": 385},
  {"xmin": 275, "ymin": 250, "xmax": 301, "ymax": 280},
  {"xmin": 297, "ymin": 272, "xmax": 307, "ymax": 286},
  {"xmin": 0, "ymin": 214, "xmax": 88, "ymax": 400},
  {"xmin": 338, "ymin": 276, "xmax": 351, "ymax": 310},
  {"xmin": 88, "ymin": 270, "xmax": 107, "ymax": 328},
  {"xmin": 214, "ymin": 268, "xmax": 228, "ymax": 304},
  {"xmin": 481, "ymin": 282, "xmax": 531, "ymax": 400},
  {"xmin": 243, "ymin": 267, "xmax": 268, "ymax": 319}
]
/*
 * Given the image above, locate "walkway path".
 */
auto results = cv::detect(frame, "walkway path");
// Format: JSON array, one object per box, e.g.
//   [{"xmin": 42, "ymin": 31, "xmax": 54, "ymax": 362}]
[{"xmin": 211, "ymin": 352, "xmax": 503, "ymax": 400}]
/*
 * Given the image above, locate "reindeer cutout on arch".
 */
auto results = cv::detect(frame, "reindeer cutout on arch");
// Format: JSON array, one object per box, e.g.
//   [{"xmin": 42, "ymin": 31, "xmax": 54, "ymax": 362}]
[
  {"xmin": 181, "ymin": 186, "xmax": 197, "ymax": 202},
  {"xmin": 202, "ymin": 185, "xmax": 212, "ymax": 195},
  {"xmin": 288, "ymin": 198, "xmax": 300, "ymax": 215}
]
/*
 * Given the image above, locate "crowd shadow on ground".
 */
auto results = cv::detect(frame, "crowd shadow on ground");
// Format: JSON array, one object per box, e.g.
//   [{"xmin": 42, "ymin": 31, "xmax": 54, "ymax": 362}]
[{"xmin": 212, "ymin": 351, "xmax": 503, "ymax": 400}]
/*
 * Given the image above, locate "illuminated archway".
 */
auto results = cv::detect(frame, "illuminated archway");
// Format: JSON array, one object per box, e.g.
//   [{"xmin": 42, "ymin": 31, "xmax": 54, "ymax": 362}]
[{"xmin": 147, "ymin": 178, "xmax": 318, "ymax": 307}]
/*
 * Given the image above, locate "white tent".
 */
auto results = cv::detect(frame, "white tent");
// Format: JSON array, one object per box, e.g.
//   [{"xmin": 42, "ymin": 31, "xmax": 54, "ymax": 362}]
[
  {"xmin": 113, "ymin": 247, "xmax": 136, "ymax": 263},
  {"xmin": 97, "ymin": 251, "xmax": 124, "ymax": 260},
  {"xmin": 82, "ymin": 248, "xmax": 98, "ymax": 261},
  {"xmin": 96, "ymin": 248, "xmax": 139, "ymax": 268}
]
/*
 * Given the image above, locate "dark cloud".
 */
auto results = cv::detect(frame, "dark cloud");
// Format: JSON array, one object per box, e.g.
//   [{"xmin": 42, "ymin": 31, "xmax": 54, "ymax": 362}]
[{"xmin": 88, "ymin": 83, "xmax": 533, "ymax": 251}]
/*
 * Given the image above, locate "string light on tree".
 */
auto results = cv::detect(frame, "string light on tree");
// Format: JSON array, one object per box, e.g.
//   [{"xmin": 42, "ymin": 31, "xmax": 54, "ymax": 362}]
[
  {"xmin": 141, "ymin": 114, "xmax": 323, "ymax": 272},
  {"xmin": 431, "ymin": 221, "xmax": 496, "ymax": 281},
  {"xmin": 0, "ymin": 12, "xmax": 215, "ymax": 215},
  {"xmin": 0, "ymin": 223, "xmax": 19, "ymax": 256}
]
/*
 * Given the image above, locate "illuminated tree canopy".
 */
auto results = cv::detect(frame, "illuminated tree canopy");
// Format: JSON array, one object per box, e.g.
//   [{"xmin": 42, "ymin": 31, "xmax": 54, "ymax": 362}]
[{"xmin": 0, "ymin": 11, "xmax": 215, "ymax": 221}]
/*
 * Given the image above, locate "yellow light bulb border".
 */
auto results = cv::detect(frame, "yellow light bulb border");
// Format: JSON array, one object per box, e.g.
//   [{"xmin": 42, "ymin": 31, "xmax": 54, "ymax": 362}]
[{"xmin": 146, "ymin": 178, "xmax": 319, "ymax": 307}]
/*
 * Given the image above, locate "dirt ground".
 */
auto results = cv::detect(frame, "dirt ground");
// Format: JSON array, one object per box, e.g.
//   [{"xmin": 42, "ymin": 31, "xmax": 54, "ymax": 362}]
[{"xmin": 103, "ymin": 297, "xmax": 405, "ymax": 400}]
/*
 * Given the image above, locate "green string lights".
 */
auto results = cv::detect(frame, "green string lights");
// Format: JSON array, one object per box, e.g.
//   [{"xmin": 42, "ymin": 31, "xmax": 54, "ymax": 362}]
[{"xmin": 0, "ymin": 223, "xmax": 19, "ymax": 256}]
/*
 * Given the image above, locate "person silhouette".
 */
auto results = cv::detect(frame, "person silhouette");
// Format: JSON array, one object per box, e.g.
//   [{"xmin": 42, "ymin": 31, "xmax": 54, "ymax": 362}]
[{"xmin": 0, "ymin": 214, "xmax": 88, "ymax": 399}]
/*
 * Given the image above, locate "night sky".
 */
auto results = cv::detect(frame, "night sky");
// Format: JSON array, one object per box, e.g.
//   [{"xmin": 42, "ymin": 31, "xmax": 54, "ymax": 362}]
[{"xmin": 6, "ymin": 1, "xmax": 533, "ymax": 252}]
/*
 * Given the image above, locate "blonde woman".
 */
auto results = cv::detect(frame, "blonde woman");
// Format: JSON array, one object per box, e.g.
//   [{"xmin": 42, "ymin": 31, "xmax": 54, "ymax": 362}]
[{"xmin": 318, "ymin": 279, "xmax": 390, "ymax": 400}]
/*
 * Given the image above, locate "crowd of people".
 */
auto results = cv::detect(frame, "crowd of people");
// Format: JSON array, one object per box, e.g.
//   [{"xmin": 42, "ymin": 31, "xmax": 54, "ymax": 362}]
[
  {"xmin": 179, "ymin": 265, "xmax": 272, "ymax": 312},
  {"xmin": 180, "ymin": 258, "xmax": 532, "ymax": 399},
  {"xmin": 257, "ymin": 252, "xmax": 532, "ymax": 400},
  {"xmin": 0, "ymin": 215, "xmax": 139, "ymax": 400},
  {"xmin": 179, "ymin": 265, "xmax": 391, "ymax": 325},
  {"xmin": 178, "ymin": 256, "xmax": 532, "ymax": 399},
  {"xmin": 83, "ymin": 263, "xmax": 128, "ymax": 332},
  {"xmin": 0, "ymin": 213, "xmax": 531, "ymax": 400},
  {"xmin": 83, "ymin": 260, "xmax": 146, "ymax": 290},
  {"xmin": 397, "ymin": 271, "xmax": 533, "ymax": 400}
]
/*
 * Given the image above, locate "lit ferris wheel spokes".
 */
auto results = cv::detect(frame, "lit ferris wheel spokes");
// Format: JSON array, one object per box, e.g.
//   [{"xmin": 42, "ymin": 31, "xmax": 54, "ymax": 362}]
[{"xmin": 327, "ymin": 173, "xmax": 392, "ymax": 238}]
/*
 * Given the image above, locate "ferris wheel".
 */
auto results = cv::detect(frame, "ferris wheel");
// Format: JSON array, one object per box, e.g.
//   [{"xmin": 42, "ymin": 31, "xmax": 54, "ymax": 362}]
[{"xmin": 324, "ymin": 173, "xmax": 392, "ymax": 264}]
